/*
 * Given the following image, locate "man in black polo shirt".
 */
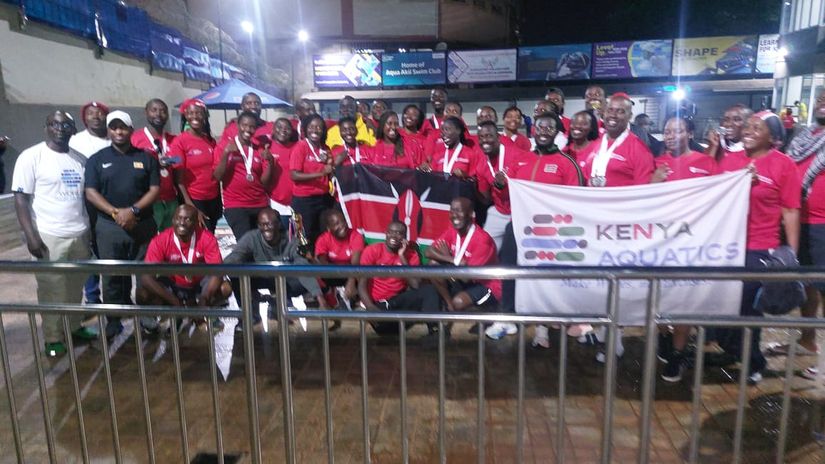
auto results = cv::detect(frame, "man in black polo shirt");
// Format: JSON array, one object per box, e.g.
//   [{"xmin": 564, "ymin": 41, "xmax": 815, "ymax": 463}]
[{"xmin": 85, "ymin": 110, "xmax": 160, "ymax": 337}]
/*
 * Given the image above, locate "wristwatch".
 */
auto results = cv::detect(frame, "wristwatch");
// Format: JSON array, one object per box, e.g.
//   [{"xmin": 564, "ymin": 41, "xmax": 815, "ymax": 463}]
[{"xmin": 130, "ymin": 205, "xmax": 141, "ymax": 216}]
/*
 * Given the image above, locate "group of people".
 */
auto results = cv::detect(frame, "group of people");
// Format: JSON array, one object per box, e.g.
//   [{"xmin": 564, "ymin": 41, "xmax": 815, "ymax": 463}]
[{"xmin": 11, "ymin": 82, "xmax": 825, "ymax": 386}]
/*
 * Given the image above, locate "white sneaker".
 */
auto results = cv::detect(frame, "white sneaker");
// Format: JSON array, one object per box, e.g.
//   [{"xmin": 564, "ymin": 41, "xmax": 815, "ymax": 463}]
[
  {"xmin": 532, "ymin": 325, "xmax": 550, "ymax": 348},
  {"xmin": 596, "ymin": 337, "xmax": 625, "ymax": 363},
  {"xmin": 485, "ymin": 322, "xmax": 517, "ymax": 340}
]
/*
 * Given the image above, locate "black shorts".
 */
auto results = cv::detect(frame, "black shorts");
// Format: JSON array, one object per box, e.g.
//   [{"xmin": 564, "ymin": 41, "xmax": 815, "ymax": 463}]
[
  {"xmin": 800, "ymin": 224, "xmax": 825, "ymax": 291},
  {"xmin": 152, "ymin": 276, "xmax": 202, "ymax": 305},
  {"xmin": 448, "ymin": 281, "xmax": 498, "ymax": 309}
]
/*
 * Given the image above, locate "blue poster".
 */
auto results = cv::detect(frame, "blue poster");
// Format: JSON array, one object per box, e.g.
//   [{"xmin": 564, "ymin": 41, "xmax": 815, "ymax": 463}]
[
  {"xmin": 313, "ymin": 54, "xmax": 382, "ymax": 88},
  {"xmin": 182, "ymin": 41, "xmax": 211, "ymax": 82},
  {"xmin": 382, "ymin": 52, "xmax": 446, "ymax": 86},
  {"xmin": 517, "ymin": 44, "xmax": 591, "ymax": 81},
  {"xmin": 150, "ymin": 24, "xmax": 184, "ymax": 73}
]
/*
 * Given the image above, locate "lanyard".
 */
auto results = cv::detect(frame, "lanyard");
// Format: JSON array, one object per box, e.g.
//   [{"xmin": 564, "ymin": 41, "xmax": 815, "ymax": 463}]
[
  {"xmin": 173, "ymin": 232, "xmax": 196, "ymax": 281},
  {"xmin": 591, "ymin": 129, "xmax": 629, "ymax": 179},
  {"xmin": 453, "ymin": 224, "xmax": 476, "ymax": 266},
  {"xmin": 443, "ymin": 143, "xmax": 463, "ymax": 174},
  {"xmin": 144, "ymin": 128, "xmax": 168, "ymax": 155},
  {"xmin": 234, "ymin": 136, "xmax": 255, "ymax": 179},
  {"xmin": 347, "ymin": 145, "xmax": 361, "ymax": 164},
  {"xmin": 432, "ymin": 116, "xmax": 440, "ymax": 129},
  {"xmin": 487, "ymin": 144, "xmax": 506, "ymax": 178},
  {"xmin": 306, "ymin": 139, "xmax": 324, "ymax": 162}
]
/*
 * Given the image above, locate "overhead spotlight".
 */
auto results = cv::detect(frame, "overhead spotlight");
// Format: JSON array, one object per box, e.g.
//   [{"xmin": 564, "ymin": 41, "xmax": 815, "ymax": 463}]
[
  {"xmin": 298, "ymin": 29, "xmax": 309, "ymax": 42},
  {"xmin": 241, "ymin": 20, "xmax": 254, "ymax": 34},
  {"xmin": 778, "ymin": 46, "xmax": 789, "ymax": 58},
  {"xmin": 671, "ymin": 88, "xmax": 686, "ymax": 101}
]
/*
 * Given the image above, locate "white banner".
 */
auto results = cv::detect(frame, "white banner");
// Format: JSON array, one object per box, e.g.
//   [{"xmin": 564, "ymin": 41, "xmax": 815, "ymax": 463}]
[
  {"xmin": 510, "ymin": 170, "xmax": 751, "ymax": 325},
  {"xmin": 447, "ymin": 49, "xmax": 517, "ymax": 83}
]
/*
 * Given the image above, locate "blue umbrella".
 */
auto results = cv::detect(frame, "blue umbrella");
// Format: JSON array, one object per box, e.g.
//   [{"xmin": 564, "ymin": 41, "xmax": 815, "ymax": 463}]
[{"xmin": 183, "ymin": 78, "xmax": 291, "ymax": 109}]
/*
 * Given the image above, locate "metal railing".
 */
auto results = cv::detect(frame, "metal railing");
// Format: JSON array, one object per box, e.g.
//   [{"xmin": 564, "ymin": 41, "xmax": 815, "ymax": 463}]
[{"xmin": 1, "ymin": 260, "xmax": 824, "ymax": 464}]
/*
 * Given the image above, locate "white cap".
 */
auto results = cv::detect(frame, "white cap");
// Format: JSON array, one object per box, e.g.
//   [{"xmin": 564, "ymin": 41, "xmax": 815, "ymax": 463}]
[{"xmin": 106, "ymin": 110, "xmax": 133, "ymax": 128}]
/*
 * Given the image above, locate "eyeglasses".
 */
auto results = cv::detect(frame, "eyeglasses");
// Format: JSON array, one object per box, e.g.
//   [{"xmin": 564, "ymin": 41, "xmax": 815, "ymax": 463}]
[{"xmin": 48, "ymin": 121, "xmax": 75, "ymax": 130}]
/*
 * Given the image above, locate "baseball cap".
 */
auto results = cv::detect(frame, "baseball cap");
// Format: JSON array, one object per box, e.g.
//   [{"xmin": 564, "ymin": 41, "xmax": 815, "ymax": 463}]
[
  {"xmin": 106, "ymin": 110, "xmax": 133, "ymax": 128},
  {"xmin": 610, "ymin": 92, "xmax": 635, "ymax": 105}
]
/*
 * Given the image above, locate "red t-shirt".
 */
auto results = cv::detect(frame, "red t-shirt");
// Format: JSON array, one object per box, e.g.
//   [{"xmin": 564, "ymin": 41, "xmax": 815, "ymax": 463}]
[
  {"xmin": 363, "ymin": 140, "xmax": 417, "ymax": 169},
  {"xmin": 289, "ymin": 140, "xmax": 332, "ymax": 197},
  {"xmin": 655, "ymin": 151, "xmax": 716, "ymax": 181},
  {"xmin": 435, "ymin": 225, "xmax": 501, "ymax": 300},
  {"xmin": 500, "ymin": 133, "xmax": 532, "ymax": 152},
  {"xmin": 420, "ymin": 115, "xmax": 444, "ymax": 138},
  {"xmin": 797, "ymin": 155, "xmax": 825, "ymax": 224},
  {"xmin": 429, "ymin": 143, "xmax": 483, "ymax": 177},
  {"xmin": 511, "ymin": 151, "xmax": 582, "ymax": 186},
  {"xmin": 144, "ymin": 228, "xmax": 222, "ymax": 289},
  {"xmin": 220, "ymin": 120, "xmax": 274, "ymax": 146},
  {"xmin": 213, "ymin": 138, "xmax": 269, "ymax": 208},
  {"xmin": 579, "ymin": 131, "xmax": 655, "ymax": 186},
  {"xmin": 717, "ymin": 149, "xmax": 802, "ymax": 250},
  {"xmin": 131, "ymin": 130, "xmax": 178, "ymax": 201},
  {"xmin": 563, "ymin": 140, "xmax": 595, "ymax": 162},
  {"xmin": 332, "ymin": 143, "xmax": 369, "ymax": 166},
  {"xmin": 359, "ymin": 243, "xmax": 421, "ymax": 301},
  {"xmin": 168, "ymin": 131, "xmax": 218, "ymax": 201},
  {"xmin": 475, "ymin": 145, "xmax": 531, "ymax": 215},
  {"xmin": 268, "ymin": 140, "xmax": 295, "ymax": 206},
  {"xmin": 560, "ymin": 115, "xmax": 571, "ymax": 134},
  {"xmin": 315, "ymin": 229, "xmax": 366, "ymax": 265}
]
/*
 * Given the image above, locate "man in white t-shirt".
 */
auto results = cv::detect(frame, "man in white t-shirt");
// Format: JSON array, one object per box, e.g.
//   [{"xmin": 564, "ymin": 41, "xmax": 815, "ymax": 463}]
[{"xmin": 13, "ymin": 111, "xmax": 97, "ymax": 357}]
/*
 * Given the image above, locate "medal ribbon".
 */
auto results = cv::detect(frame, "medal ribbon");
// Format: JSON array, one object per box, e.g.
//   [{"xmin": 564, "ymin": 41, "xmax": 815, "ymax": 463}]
[
  {"xmin": 590, "ymin": 129, "xmax": 629, "ymax": 180},
  {"xmin": 453, "ymin": 224, "xmax": 476, "ymax": 266},
  {"xmin": 234, "ymin": 136, "xmax": 255, "ymax": 180}
]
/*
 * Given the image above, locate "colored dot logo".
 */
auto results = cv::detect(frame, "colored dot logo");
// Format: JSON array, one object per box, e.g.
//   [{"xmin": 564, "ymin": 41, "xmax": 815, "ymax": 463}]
[{"xmin": 522, "ymin": 213, "xmax": 587, "ymax": 262}]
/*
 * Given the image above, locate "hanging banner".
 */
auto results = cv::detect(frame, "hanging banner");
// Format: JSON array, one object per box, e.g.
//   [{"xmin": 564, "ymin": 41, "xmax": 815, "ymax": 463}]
[
  {"xmin": 382, "ymin": 52, "xmax": 446, "ymax": 86},
  {"xmin": 509, "ymin": 171, "xmax": 750, "ymax": 325},
  {"xmin": 313, "ymin": 53, "xmax": 382, "ymax": 88},
  {"xmin": 182, "ymin": 41, "xmax": 212, "ymax": 82},
  {"xmin": 517, "ymin": 44, "xmax": 592, "ymax": 81},
  {"xmin": 755, "ymin": 34, "xmax": 781, "ymax": 74},
  {"xmin": 150, "ymin": 24, "xmax": 184, "ymax": 73},
  {"xmin": 447, "ymin": 49, "xmax": 517, "ymax": 83},
  {"xmin": 592, "ymin": 40, "xmax": 673, "ymax": 78},
  {"xmin": 672, "ymin": 35, "xmax": 757, "ymax": 76}
]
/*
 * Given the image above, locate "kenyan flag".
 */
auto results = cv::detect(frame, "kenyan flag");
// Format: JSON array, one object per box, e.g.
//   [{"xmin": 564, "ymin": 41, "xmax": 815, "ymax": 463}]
[{"xmin": 334, "ymin": 164, "xmax": 476, "ymax": 250}]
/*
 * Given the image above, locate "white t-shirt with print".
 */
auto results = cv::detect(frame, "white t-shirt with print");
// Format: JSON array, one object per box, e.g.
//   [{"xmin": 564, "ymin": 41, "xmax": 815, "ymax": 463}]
[
  {"xmin": 69, "ymin": 130, "xmax": 110, "ymax": 158},
  {"xmin": 12, "ymin": 142, "xmax": 89, "ymax": 238}
]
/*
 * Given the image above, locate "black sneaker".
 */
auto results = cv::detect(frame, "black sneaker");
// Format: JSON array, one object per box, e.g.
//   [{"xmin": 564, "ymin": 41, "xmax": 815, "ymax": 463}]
[
  {"xmin": 657, "ymin": 332, "xmax": 673, "ymax": 363},
  {"xmin": 661, "ymin": 350, "xmax": 685, "ymax": 383}
]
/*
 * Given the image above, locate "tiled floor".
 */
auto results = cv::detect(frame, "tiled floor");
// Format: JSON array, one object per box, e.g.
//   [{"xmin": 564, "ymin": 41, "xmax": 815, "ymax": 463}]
[{"xmin": 0, "ymin": 243, "xmax": 825, "ymax": 463}]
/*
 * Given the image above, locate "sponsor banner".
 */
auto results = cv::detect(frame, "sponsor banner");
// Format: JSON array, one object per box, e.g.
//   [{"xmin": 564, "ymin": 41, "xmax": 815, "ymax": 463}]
[
  {"xmin": 592, "ymin": 40, "xmax": 673, "ymax": 78},
  {"xmin": 755, "ymin": 34, "xmax": 781, "ymax": 74},
  {"xmin": 672, "ymin": 35, "xmax": 757, "ymax": 76},
  {"xmin": 382, "ymin": 52, "xmax": 446, "ymax": 86},
  {"xmin": 447, "ymin": 49, "xmax": 517, "ymax": 83},
  {"xmin": 517, "ymin": 44, "xmax": 592, "ymax": 81},
  {"xmin": 510, "ymin": 171, "xmax": 749, "ymax": 325},
  {"xmin": 313, "ymin": 53, "xmax": 382, "ymax": 88}
]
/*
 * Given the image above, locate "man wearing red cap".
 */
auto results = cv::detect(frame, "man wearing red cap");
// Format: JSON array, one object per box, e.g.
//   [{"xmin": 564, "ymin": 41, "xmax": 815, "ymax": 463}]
[{"xmin": 69, "ymin": 101, "xmax": 111, "ymax": 158}]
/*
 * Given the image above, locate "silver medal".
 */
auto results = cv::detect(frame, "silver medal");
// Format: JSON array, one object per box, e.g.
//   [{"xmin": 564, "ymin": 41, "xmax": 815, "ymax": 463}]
[
  {"xmin": 590, "ymin": 176, "xmax": 606, "ymax": 187},
  {"xmin": 160, "ymin": 168, "xmax": 169, "ymax": 178},
  {"xmin": 246, "ymin": 173, "xmax": 254, "ymax": 182}
]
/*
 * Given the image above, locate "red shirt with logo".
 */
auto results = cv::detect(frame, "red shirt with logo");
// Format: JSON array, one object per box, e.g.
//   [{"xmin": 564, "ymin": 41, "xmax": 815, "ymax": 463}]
[
  {"xmin": 579, "ymin": 131, "xmax": 655, "ymax": 186},
  {"xmin": 144, "ymin": 228, "xmax": 222, "ymax": 289},
  {"xmin": 289, "ymin": 140, "xmax": 332, "ymax": 197},
  {"xmin": 717, "ymin": 149, "xmax": 801, "ymax": 250},
  {"xmin": 428, "ymin": 143, "xmax": 483, "ymax": 177},
  {"xmin": 363, "ymin": 140, "xmax": 417, "ymax": 169},
  {"xmin": 655, "ymin": 151, "xmax": 716, "ymax": 181},
  {"xmin": 332, "ymin": 143, "xmax": 369, "ymax": 166},
  {"xmin": 213, "ymin": 138, "xmax": 269, "ymax": 208},
  {"xmin": 434, "ymin": 225, "xmax": 501, "ymax": 300},
  {"xmin": 315, "ymin": 229, "xmax": 366, "ymax": 265},
  {"xmin": 500, "ymin": 133, "xmax": 532, "ymax": 152},
  {"xmin": 131, "ymin": 130, "xmax": 178, "ymax": 201},
  {"xmin": 359, "ymin": 243, "xmax": 421, "ymax": 301},
  {"xmin": 475, "ymin": 145, "xmax": 531, "ymax": 215},
  {"xmin": 268, "ymin": 140, "xmax": 295, "ymax": 206},
  {"xmin": 168, "ymin": 131, "xmax": 218, "ymax": 201},
  {"xmin": 511, "ymin": 150, "xmax": 582, "ymax": 186}
]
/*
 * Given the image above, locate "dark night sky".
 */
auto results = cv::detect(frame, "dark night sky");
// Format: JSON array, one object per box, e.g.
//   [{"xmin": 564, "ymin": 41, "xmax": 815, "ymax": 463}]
[{"xmin": 519, "ymin": 0, "xmax": 783, "ymax": 45}]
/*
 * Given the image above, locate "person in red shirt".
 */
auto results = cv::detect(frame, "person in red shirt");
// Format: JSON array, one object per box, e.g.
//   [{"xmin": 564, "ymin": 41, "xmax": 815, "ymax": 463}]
[
  {"xmin": 363, "ymin": 111, "xmax": 421, "ymax": 169},
  {"xmin": 170, "ymin": 98, "xmax": 220, "ymax": 232},
  {"xmin": 651, "ymin": 116, "xmax": 716, "ymax": 183},
  {"xmin": 466, "ymin": 106, "xmax": 497, "ymax": 148},
  {"xmin": 426, "ymin": 197, "xmax": 501, "ymax": 313},
  {"xmin": 501, "ymin": 106, "xmax": 531, "ymax": 152},
  {"xmin": 714, "ymin": 111, "xmax": 801, "ymax": 384},
  {"xmin": 705, "ymin": 104, "xmax": 753, "ymax": 161},
  {"xmin": 358, "ymin": 221, "xmax": 441, "ymax": 335},
  {"xmin": 420, "ymin": 87, "xmax": 447, "ymax": 138},
  {"xmin": 579, "ymin": 93, "xmax": 655, "ymax": 187},
  {"xmin": 584, "ymin": 85, "xmax": 606, "ymax": 126},
  {"xmin": 214, "ymin": 111, "xmax": 274, "ymax": 240},
  {"xmin": 564, "ymin": 110, "xmax": 599, "ymax": 162},
  {"xmin": 315, "ymin": 209, "xmax": 366, "ymax": 306},
  {"xmin": 778, "ymin": 92, "xmax": 825, "ymax": 360},
  {"xmin": 400, "ymin": 104, "xmax": 425, "ymax": 138},
  {"xmin": 370, "ymin": 99, "xmax": 389, "ymax": 128},
  {"xmin": 131, "ymin": 98, "xmax": 178, "ymax": 230},
  {"xmin": 138, "ymin": 205, "xmax": 226, "ymax": 309},
  {"xmin": 421, "ymin": 116, "xmax": 483, "ymax": 179},
  {"xmin": 291, "ymin": 98, "xmax": 317, "ymax": 139},
  {"xmin": 290, "ymin": 114, "xmax": 335, "ymax": 244},
  {"xmin": 331, "ymin": 117, "xmax": 368, "ymax": 166},
  {"xmin": 268, "ymin": 118, "xmax": 297, "ymax": 226},
  {"xmin": 219, "ymin": 92, "xmax": 273, "ymax": 145},
  {"xmin": 545, "ymin": 87, "xmax": 571, "ymax": 134}
]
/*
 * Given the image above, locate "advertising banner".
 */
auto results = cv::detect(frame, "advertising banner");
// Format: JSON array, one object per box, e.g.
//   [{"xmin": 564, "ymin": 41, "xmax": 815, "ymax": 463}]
[
  {"xmin": 313, "ymin": 54, "xmax": 382, "ymax": 88},
  {"xmin": 755, "ymin": 34, "xmax": 780, "ymax": 74},
  {"xmin": 672, "ymin": 36, "xmax": 757, "ymax": 76},
  {"xmin": 592, "ymin": 40, "xmax": 673, "ymax": 78},
  {"xmin": 382, "ymin": 52, "xmax": 446, "ymax": 86},
  {"xmin": 517, "ymin": 44, "xmax": 592, "ymax": 81},
  {"xmin": 510, "ymin": 171, "xmax": 749, "ymax": 325},
  {"xmin": 447, "ymin": 49, "xmax": 517, "ymax": 83}
]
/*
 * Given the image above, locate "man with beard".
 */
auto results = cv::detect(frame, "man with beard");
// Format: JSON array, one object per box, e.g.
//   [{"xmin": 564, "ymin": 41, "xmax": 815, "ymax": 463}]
[
  {"xmin": 85, "ymin": 111, "xmax": 160, "ymax": 337},
  {"xmin": 131, "ymin": 99, "xmax": 179, "ymax": 230},
  {"xmin": 13, "ymin": 111, "xmax": 96, "ymax": 356},
  {"xmin": 705, "ymin": 104, "xmax": 753, "ymax": 161},
  {"xmin": 421, "ymin": 87, "xmax": 448, "ymax": 138},
  {"xmin": 219, "ymin": 92, "xmax": 274, "ymax": 145},
  {"xmin": 326, "ymin": 95, "xmax": 376, "ymax": 149}
]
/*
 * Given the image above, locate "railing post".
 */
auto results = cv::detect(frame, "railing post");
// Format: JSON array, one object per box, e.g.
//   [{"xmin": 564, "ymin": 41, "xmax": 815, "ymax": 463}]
[
  {"xmin": 638, "ymin": 279, "xmax": 661, "ymax": 464},
  {"xmin": 61, "ymin": 315, "xmax": 90, "ymax": 463},
  {"xmin": 600, "ymin": 277, "xmax": 620, "ymax": 464},
  {"xmin": 240, "ymin": 275, "xmax": 262, "ymax": 464},
  {"xmin": 276, "ymin": 275, "xmax": 297, "ymax": 464},
  {"xmin": 0, "ymin": 313, "xmax": 24, "ymax": 464}
]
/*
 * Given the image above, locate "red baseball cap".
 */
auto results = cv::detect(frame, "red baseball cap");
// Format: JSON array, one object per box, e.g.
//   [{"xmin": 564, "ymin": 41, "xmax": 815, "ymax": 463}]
[{"xmin": 609, "ymin": 92, "xmax": 635, "ymax": 105}]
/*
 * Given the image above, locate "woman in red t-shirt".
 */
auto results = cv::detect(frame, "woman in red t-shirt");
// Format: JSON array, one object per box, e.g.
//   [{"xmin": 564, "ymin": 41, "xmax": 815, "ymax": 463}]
[
  {"xmin": 715, "ymin": 111, "xmax": 801, "ymax": 384},
  {"xmin": 268, "ymin": 118, "xmax": 297, "ymax": 222},
  {"xmin": 213, "ymin": 112, "xmax": 273, "ymax": 240},
  {"xmin": 365, "ymin": 111, "xmax": 419, "ymax": 169},
  {"xmin": 563, "ymin": 110, "xmax": 599, "ymax": 162},
  {"xmin": 331, "ymin": 117, "xmax": 367, "ymax": 166},
  {"xmin": 290, "ymin": 114, "xmax": 335, "ymax": 244},
  {"xmin": 501, "ymin": 106, "xmax": 532, "ymax": 152},
  {"xmin": 169, "ymin": 99, "xmax": 220, "ymax": 232}
]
